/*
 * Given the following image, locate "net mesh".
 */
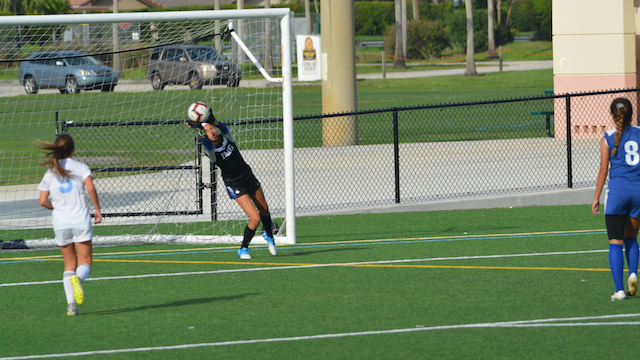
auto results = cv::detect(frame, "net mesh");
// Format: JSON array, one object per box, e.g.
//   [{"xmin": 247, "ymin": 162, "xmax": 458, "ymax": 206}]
[{"xmin": 0, "ymin": 13, "xmax": 287, "ymax": 248}]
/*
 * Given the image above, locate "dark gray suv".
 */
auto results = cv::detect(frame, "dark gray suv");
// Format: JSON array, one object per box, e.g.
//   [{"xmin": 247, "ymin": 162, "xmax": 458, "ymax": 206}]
[{"xmin": 145, "ymin": 45, "xmax": 242, "ymax": 90}]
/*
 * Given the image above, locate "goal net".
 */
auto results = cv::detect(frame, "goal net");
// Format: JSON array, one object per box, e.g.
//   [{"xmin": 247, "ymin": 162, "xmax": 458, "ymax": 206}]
[{"xmin": 0, "ymin": 9, "xmax": 295, "ymax": 249}]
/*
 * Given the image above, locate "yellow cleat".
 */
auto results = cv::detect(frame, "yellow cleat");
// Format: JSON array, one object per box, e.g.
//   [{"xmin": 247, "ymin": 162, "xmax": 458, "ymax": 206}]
[{"xmin": 70, "ymin": 275, "xmax": 84, "ymax": 305}]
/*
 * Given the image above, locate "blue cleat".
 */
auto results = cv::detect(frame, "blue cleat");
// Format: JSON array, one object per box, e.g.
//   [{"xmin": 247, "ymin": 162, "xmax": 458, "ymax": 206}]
[
  {"xmin": 237, "ymin": 247, "xmax": 251, "ymax": 259},
  {"xmin": 263, "ymin": 231, "xmax": 277, "ymax": 256}
]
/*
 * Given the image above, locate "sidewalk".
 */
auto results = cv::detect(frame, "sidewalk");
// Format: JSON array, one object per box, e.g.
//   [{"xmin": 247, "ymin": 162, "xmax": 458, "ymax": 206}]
[{"xmin": 355, "ymin": 60, "xmax": 553, "ymax": 80}]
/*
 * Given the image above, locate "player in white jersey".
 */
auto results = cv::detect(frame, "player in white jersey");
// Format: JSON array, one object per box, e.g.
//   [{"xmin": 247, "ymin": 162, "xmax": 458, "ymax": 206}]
[
  {"xmin": 592, "ymin": 98, "xmax": 639, "ymax": 301},
  {"xmin": 37, "ymin": 133, "xmax": 102, "ymax": 315}
]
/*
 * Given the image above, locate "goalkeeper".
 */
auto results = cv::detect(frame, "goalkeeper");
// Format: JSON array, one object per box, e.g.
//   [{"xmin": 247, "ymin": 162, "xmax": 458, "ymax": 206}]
[{"xmin": 185, "ymin": 105, "xmax": 277, "ymax": 259}]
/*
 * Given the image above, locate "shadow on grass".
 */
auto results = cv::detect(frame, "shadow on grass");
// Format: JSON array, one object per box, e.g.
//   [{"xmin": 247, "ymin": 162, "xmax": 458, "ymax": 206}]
[
  {"xmin": 279, "ymin": 247, "xmax": 366, "ymax": 257},
  {"xmin": 87, "ymin": 293, "xmax": 260, "ymax": 316}
]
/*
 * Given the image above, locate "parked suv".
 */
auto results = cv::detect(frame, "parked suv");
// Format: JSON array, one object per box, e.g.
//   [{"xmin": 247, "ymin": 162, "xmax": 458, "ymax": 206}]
[
  {"xmin": 19, "ymin": 51, "xmax": 118, "ymax": 95},
  {"xmin": 145, "ymin": 45, "xmax": 242, "ymax": 90}
]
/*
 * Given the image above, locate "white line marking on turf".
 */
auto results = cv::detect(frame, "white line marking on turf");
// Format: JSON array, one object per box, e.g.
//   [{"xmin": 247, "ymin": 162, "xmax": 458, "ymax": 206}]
[
  {"xmin": 0, "ymin": 249, "xmax": 608, "ymax": 287},
  {"xmin": 1, "ymin": 313, "xmax": 638, "ymax": 360}
]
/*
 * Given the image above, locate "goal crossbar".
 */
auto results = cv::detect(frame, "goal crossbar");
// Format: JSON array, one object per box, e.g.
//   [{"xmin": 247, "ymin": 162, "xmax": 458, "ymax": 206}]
[{"xmin": 0, "ymin": 9, "xmax": 291, "ymax": 26}]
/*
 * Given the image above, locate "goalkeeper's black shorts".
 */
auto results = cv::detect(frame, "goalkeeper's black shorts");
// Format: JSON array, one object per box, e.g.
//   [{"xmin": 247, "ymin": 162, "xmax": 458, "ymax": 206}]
[{"xmin": 224, "ymin": 173, "xmax": 261, "ymax": 200}]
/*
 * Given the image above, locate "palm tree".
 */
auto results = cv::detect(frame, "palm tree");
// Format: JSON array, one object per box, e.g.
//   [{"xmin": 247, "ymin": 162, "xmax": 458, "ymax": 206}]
[
  {"xmin": 464, "ymin": 0, "xmax": 477, "ymax": 76},
  {"xmin": 486, "ymin": 0, "xmax": 497, "ymax": 59},
  {"xmin": 394, "ymin": 0, "xmax": 406, "ymax": 69}
]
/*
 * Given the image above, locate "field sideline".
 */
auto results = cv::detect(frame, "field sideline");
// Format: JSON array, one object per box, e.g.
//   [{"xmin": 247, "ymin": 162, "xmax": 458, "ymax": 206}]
[{"xmin": 2, "ymin": 205, "xmax": 639, "ymax": 359}]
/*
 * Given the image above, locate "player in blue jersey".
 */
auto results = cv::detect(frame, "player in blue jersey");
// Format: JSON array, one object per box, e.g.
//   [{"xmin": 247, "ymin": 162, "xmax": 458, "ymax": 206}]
[
  {"xmin": 185, "ymin": 104, "xmax": 277, "ymax": 259},
  {"xmin": 37, "ymin": 133, "xmax": 103, "ymax": 315},
  {"xmin": 592, "ymin": 97, "xmax": 640, "ymax": 301}
]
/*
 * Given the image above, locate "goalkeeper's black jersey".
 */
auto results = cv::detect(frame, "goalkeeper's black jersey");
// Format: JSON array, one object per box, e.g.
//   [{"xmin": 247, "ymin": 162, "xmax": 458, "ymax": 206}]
[{"xmin": 205, "ymin": 137, "xmax": 253, "ymax": 185}]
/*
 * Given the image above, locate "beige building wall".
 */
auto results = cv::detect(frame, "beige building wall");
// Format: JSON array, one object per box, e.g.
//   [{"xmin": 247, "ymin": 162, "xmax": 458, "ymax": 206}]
[{"xmin": 553, "ymin": 0, "xmax": 637, "ymax": 138}]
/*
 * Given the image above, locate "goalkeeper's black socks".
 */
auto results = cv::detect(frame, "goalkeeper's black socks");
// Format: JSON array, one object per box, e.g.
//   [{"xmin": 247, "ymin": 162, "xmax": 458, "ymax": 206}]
[
  {"xmin": 242, "ymin": 225, "xmax": 256, "ymax": 248},
  {"xmin": 260, "ymin": 214, "xmax": 273, "ymax": 238}
]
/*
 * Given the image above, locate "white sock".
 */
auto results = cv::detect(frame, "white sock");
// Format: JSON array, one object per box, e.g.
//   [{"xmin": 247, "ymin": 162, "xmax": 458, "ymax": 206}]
[
  {"xmin": 63, "ymin": 271, "xmax": 76, "ymax": 304},
  {"xmin": 76, "ymin": 263, "xmax": 91, "ymax": 282}
]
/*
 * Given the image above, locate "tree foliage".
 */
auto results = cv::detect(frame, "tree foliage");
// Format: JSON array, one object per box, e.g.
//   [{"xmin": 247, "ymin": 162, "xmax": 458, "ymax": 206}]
[
  {"xmin": 384, "ymin": 19, "xmax": 449, "ymax": 60},
  {"xmin": 355, "ymin": 1, "xmax": 395, "ymax": 36},
  {"xmin": 0, "ymin": 0, "xmax": 70, "ymax": 15}
]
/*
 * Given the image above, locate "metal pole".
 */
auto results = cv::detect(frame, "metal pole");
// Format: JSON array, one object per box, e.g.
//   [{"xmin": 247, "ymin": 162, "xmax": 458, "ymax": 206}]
[
  {"xmin": 211, "ymin": 162, "xmax": 217, "ymax": 221},
  {"xmin": 393, "ymin": 109, "xmax": 400, "ymax": 204},
  {"xmin": 281, "ymin": 12, "xmax": 296, "ymax": 244},
  {"xmin": 566, "ymin": 96, "xmax": 573, "ymax": 188},
  {"xmin": 196, "ymin": 137, "xmax": 204, "ymax": 215}
]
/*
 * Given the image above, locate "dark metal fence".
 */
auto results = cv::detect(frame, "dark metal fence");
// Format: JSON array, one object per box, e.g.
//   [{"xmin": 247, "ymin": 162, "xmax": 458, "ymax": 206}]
[{"xmin": 289, "ymin": 87, "xmax": 639, "ymax": 215}]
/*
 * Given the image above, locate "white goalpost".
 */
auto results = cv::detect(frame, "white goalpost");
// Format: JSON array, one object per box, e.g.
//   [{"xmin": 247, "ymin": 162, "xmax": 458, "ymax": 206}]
[{"xmin": 0, "ymin": 9, "xmax": 295, "ymax": 248}]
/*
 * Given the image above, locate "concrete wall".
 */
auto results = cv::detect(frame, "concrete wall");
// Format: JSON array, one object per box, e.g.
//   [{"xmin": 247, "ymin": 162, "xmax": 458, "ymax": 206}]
[{"xmin": 553, "ymin": 0, "xmax": 638, "ymax": 138}]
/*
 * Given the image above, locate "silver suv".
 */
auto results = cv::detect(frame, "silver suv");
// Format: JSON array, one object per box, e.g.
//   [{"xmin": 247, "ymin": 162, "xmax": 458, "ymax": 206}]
[{"xmin": 145, "ymin": 45, "xmax": 242, "ymax": 90}]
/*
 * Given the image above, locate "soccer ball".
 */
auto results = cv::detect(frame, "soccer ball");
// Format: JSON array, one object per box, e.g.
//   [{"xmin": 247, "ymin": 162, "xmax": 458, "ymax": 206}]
[{"xmin": 187, "ymin": 102, "xmax": 210, "ymax": 123}]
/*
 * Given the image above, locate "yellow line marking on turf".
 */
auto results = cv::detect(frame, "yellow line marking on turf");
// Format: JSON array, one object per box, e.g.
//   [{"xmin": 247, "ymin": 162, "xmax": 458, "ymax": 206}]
[{"xmin": 29, "ymin": 257, "xmax": 612, "ymax": 272}]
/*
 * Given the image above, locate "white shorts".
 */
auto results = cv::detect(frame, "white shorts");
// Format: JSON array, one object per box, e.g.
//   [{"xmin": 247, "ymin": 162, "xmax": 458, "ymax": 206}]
[{"xmin": 54, "ymin": 228, "xmax": 93, "ymax": 247}]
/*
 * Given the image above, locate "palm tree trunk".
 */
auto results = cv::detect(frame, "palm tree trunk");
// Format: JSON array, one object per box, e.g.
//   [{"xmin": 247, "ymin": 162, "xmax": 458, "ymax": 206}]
[
  {"xmin": 393, "ymin": 0, "xmax": 406, "ymax": 69},
  {"xmin": 487, "ymin": 0, "xmax": 497, "ymax": 59},
  {"xmin": 464, "ymin": 0, "xmax": 477, "ymax": 76},
  {"xmin": 506, "ymin": 0, "xmax": 515, "ymax": 26}
]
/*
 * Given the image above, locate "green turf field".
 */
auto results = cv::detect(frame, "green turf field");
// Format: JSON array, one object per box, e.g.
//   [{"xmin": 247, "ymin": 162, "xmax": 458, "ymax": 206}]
[{"xmin": 2, "ymin": 205, "xmax": 639, "ymax": 359}]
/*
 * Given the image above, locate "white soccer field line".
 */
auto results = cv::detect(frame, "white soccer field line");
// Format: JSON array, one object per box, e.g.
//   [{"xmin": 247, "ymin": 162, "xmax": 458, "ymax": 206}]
[{"xmin": 1, "ymin": 313, "xmax": 639, "ymax": 360}]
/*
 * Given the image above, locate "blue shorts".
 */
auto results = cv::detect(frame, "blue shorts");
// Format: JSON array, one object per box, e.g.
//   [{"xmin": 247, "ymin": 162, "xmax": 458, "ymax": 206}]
[{"xmin": 605, "ymin": 187, "xmax": 640, "ymax": 218}]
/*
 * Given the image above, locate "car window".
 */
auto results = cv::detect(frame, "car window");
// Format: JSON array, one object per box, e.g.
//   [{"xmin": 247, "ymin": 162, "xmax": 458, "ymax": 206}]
[
  {"xmin": 150, "ymin": 49, "xmax": 161, "ymax": 61},
  {"xmin": 161, "ymin": 48, "xmax": 176, "ymax": 61},
  {"xmin": 66, "ymin": 55, "xmax": 101, "ymax": 66},
  {"xmin": 189, "ymin": 48, "xmax": 225, "ymax": 62},
  {"xmin": 174, "ymin": 49, "xmax": 186, "ymax": 61}
]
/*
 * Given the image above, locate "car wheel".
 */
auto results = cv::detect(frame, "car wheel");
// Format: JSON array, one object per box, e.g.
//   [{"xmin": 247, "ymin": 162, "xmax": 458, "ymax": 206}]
[
  {"xmin": 24, "ymin": 76, "xmax": 38, "ymax": 94},
  {"xmin": 189, "ymin": 73, "xmax": 202, "ymax": 90},
  {"xmin": 101, "ymin": 84, "xmax": 114, "ymax": 92},
  {"xmin": 65, "ymin": 76, "xmax": 80, "ymax": 94},
  {"xmin": 226, "ymin": 77, "xmax": 240, "ymax": 88},
  {"xmin": 151, "ymin": 73, "xmax": 165, "ymax": 90}
]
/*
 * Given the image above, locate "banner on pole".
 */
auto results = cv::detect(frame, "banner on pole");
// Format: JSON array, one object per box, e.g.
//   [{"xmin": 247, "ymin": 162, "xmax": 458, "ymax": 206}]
[{"xmin": 296, "ymin": 35, "xmax": 321, "ymax": 81}]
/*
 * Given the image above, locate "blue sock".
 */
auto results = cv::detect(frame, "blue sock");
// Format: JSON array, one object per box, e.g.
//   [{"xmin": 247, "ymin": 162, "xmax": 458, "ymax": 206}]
[
  {"xmin": 609, "ymin": 244, "xmax": 625, "ymax": 292},
  {"xmin": 624, "ymin": 237, "xmax": 639, "ymax": 276}
]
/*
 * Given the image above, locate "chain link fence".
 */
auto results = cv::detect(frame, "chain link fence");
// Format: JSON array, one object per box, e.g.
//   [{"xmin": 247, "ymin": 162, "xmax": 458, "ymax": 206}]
[{"xmin": 290, "ymin": 88, "xmax": 639, "ymax": 215}]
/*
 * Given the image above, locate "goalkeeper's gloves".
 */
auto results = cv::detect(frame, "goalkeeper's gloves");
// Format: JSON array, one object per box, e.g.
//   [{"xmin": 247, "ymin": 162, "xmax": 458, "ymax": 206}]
[
  {"xmin": 184, "ymin": 120, "xmax": 203, "ymax": 130},
  {"xmin": 205, "ymin": 109, "xmax": 220, "ymax": 127}
]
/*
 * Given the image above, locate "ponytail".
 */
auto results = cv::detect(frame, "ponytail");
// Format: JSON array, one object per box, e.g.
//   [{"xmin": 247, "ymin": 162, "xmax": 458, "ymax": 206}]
[
  {"xmin": 610, "ymin": 98, "xmax": 633, "ymax": 156},
  {"xmin": 37, "ymin": 133, "xmax": 75, "ymax": 179}
]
